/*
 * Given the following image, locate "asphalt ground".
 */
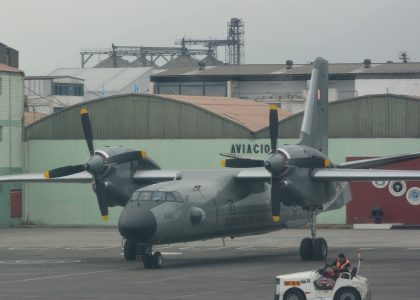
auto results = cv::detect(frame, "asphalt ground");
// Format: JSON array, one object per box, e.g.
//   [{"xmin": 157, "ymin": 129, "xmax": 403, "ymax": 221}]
[{"xmin": 0, "ymin": 227, "xmax": 419, "ymax": 300}]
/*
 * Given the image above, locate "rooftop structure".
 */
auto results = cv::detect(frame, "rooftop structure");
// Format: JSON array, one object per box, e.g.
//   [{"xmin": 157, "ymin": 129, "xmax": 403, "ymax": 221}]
[{"xmin": 49, "ymin": 67, "xmax": 154, "ymax": 101}]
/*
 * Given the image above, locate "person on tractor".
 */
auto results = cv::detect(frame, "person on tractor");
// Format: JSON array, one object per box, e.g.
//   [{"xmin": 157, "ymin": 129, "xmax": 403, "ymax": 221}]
[{"xmin": 316, "ymin": 253, "xmax": 352, "ymax": 289}]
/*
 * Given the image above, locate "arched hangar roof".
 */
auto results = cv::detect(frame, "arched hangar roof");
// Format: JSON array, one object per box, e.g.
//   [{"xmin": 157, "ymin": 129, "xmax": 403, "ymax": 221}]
[
  {"xmin": 25, "ymin": 94, "xmax": 291, "ymax": 140},
  {"xmin": 255, "ymin": 94, "xmax": 420, "ymax": 139}
]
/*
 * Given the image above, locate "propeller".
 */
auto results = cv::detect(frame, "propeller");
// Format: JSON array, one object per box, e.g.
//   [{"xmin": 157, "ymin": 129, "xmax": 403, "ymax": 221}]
[
  {"xmin": 221, "ymin": 105, "xmax": 331, "ymax": 223},
  {"xmin": 43, "ymin": 108, "xmax": 147, "ymax": 221}
]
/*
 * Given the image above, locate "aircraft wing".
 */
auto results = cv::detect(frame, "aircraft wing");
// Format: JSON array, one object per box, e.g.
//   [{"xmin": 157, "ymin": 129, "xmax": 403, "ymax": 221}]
[
  {"xmin": 337, "ymin": 152, "xmax": 420, "ymax": 169},
  {"xmin": 0, "ymin": 172, "xmax": 92, "ymax": 183},
  {"xmin": 233, "ymin": 168, "xmax": 271, "ymax": 181},
  {"xmin": 312, "ymin": 168, "xmax": 420, "ymax": 181},
  {"xmin": 132, "ymin": 170, "xmax": 182, "ymax": 182}
]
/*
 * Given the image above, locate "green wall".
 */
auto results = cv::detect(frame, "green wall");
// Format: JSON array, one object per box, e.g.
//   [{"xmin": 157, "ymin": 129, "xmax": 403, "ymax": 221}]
[{"xmin": 24, "ymin": 138, "xmax": 420, "ymax": 225}]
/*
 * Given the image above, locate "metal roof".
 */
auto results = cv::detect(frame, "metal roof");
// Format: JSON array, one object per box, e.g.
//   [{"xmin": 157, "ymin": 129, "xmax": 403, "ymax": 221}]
[
  {"xmin": 152, "ymin": 62, "xmax": 420, "ymax": 80},
  {"xmin": 24, "ymin": 93, "xmax": 420, "ymax": 140},
  {"xmin": 48, "ymin": 67, "xmax": 153, "ymax": 91},
  {"xmin": 359, "ymin": 62, "xmax": 420, "ymax": 74},
  {"xmin": 255, "ymin": 94, "xmax": 420, "ymax": 139},
  {"xmin": 24, "ymin": 93, "xmax": 291, "ymax": 140},
  {"xmin": 161, "ymin": 94, "xmax": 291, "ymax": 132},
  {"xmin": 25, "ymin": 75, "xmax": 84, "ymax": 81}
]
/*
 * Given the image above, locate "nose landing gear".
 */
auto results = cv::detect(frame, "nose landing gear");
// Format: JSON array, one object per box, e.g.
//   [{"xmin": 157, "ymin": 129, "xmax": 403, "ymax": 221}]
[
  {"xmin": 300, "ymin": 208, "xmax": 328, "ymax": 261},
  {"xmin": 143, "ymin": 245, "xmax": 163, "ymax": 269},
  {"xmin": 122, "ymin": 240, "xmax": 163, "ymax": 269}
]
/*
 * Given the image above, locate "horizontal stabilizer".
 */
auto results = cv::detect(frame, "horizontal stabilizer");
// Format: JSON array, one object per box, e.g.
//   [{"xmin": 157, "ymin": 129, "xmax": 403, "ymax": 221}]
[
  {"xmin": 337, "ymin": 152, "xmax": 420, "ymax": 169},
  {"xmin": 312, "ymin": 168, "xmax": 420, "ymax": 181}
]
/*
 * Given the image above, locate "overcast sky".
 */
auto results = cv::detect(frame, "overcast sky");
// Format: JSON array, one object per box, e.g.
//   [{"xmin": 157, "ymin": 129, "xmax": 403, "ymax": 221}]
[{"xmin": 2, "ymin": 0, "xmax": 419, "ymax": 75}]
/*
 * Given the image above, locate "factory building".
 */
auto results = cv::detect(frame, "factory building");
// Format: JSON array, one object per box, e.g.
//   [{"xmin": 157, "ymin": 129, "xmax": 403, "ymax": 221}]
[
  {"xmin": 151, "ymin": 61, "xmax": 420, "ymax": 113},
  {"xmin": 25, "ymin": 76, "xmax": 84, "ymax": 114},
  {"xmin": 0, "ymin": 63, "xmax": 24, "ymax": 227},
  {"xmin": 19, "ymin": 93, "xmax": 420, "ymax": 227},
  {"xmin": 48, "ymin": 67, "xmax": 154, "ymax": 101}
]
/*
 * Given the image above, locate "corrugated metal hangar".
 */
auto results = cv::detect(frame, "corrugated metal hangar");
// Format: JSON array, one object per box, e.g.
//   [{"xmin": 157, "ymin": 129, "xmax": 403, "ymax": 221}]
[{"xmin": 20, "ymin": 93, "xmax": 420, "ymax": 226}]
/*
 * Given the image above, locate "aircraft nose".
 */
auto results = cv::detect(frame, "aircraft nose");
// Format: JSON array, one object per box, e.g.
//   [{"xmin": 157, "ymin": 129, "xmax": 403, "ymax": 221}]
[{"xmin": 118, "ymin": 208, "xmax": 157, "ymax": 243}]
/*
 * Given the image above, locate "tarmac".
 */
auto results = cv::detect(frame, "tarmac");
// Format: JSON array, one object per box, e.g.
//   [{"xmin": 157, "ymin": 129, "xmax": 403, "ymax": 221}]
[{"xmin": 0, "ymin": 227, "xmax": 420, "ymax": 300}]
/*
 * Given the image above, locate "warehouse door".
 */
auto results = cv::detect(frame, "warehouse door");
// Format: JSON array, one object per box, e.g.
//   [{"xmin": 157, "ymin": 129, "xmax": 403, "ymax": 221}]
[{"xmin": 10, "ymin": 189, "xmax": 22, "ymax": 218}]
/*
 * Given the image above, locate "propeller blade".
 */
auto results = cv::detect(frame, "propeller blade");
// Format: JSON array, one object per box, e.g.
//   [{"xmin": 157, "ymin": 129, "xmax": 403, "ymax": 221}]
[
  {"xmin": 80, "ymin": 108, "xmax": 95, "ymax": 156},
  {"xmin": 94, "ymin": 177, "xmax": 109, "ymax": 221},
  {"xmin": 271, "ymin": 180, "xmax": 282, "ymax": 222},
  {"xmin": 269, "ymin": 105, "xmax": 279, "ymax": 152},
  {"xmin": 44, "ymin": 164, "xmax": 85, "ymax": 179},
  {"xmin": 106, "ymin": 150, "xmax": 147, "ymax": 164},
  {"xmin": 221, "ymin": 158, "xmax": 264, "ymax": 168},
  {"xmin": 287, "ymin": 157, "xmax": 330, "ymax": 168}
]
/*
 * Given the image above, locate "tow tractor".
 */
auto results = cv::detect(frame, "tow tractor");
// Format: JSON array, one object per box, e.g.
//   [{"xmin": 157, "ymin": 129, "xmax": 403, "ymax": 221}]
[{"xmin": 274, "ymin": 252, "xmax": 371, "ymax": 300}]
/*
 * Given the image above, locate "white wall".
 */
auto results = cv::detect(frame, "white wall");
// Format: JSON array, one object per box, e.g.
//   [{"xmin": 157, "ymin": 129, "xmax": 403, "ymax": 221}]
[{"xmin": 356, "ymin": 79, "xmax": 420, "ymax": 97}]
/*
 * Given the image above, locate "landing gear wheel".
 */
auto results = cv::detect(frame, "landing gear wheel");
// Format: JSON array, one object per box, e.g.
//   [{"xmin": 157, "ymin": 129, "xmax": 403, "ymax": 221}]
[
  {"xmin": 284, "ymin": 289, "xmax": 305, "ymax": 300},
  {"xmin": 313, "ymin": 238, "xmax": 328, "ymax": 261},
  {"xmin": 152, "ymin": 251, "xmax": 163, "ymax": 269},
  {"xmin": 123, "ymin": 240, "xmax": 137, "ymax": 261},
  {"xmin": 300, "ymin": 237, "xmax": 313, "ymax": 261},
  {"xmin": 143, "ymin": 254, "xmax": 154, "ymax": 269},
  {"xmin": 334, "ymin": 288, "xmax": 361, "ymax": 300}
]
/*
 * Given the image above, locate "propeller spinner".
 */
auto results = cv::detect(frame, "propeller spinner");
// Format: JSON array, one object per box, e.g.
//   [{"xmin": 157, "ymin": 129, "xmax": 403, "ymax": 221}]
[{"xmin": 43, "ymin": 108, "xmax": 147, "ymax": 221}]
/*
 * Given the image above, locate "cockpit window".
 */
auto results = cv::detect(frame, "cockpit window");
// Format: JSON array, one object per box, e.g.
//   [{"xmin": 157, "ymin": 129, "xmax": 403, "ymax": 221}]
[
  {"xmin": 166, "ymin": 192, "xmax": 176, "ymax": 202},
  {"xmin": 131, "ymin": 191, "xmax": 140, "ymax": 201},
  {"xmin": 132, "ymin": 191, "xmax": 184, "ymax": 203},
  {"xmin": 151, "ymin": 191, "xmax": 165, "ymax": 201},
  {"xmin": 139, "ymin": 191, "xmax": 152, "ymax": 201}
]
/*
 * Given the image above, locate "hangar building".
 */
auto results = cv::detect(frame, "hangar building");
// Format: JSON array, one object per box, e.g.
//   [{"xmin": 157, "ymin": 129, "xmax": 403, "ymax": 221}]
[{"xmin": 18, "ymin": 93, "xmax": 420, "ymax": 227}]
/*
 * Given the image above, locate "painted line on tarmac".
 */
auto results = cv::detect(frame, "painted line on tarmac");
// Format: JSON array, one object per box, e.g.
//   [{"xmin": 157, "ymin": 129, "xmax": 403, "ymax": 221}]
[
  {"xmin": 179, "ymin": 246, "xmax": 195, "ymax": 250},
  {"xmin": 210, "ymin": 246, "xmax": 231, "ymax": 250},
  {"xmin": 406, "ymin": 247, "xmax": 420, "ymax": 250},
  {"xmin": 0, "ymin": 266, "xmax": 139, "ymax": 284},
  {"xmin": 236, "ymin": 245, "xmax": 254, "ymax": 250},
  {"xmin": 161, "ymin": 252, "xmax": 183, "ymax": 255}
]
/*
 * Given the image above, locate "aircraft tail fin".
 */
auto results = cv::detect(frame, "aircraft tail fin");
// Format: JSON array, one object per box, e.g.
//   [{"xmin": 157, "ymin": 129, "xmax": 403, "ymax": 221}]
[{"xmin": 299, "ymin": 57, "xmax": 329, "ymax": 155}]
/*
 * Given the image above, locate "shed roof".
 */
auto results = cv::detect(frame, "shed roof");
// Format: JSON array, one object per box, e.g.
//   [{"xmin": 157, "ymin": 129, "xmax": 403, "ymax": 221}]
[
  {"xmin": 152, "ymin": 62, "xmax": 420, "ymax": 80},
  {"xmin": 0, "ymin": 63, "xmax": 23, "ymax": 74},
  {"xmin": 49, "ymin": 67, "xmax": 152, "ymax": 91},
  {"xmin": 161, "ymin": 94, "xmax": 291, "ymax": 132}
]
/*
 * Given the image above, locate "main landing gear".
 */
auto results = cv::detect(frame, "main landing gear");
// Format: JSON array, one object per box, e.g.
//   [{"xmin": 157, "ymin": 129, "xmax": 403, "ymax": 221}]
[
  {"xmin": 299, "ymin": 208, "xmax": 328, "ymax": 261},
  {"xmin": 122, "ymin": 240, "xmax": 163, "ymax": 269}
]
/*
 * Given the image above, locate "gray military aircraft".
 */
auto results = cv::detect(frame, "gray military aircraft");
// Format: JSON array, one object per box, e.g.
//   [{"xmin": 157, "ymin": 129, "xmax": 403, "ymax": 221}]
[{"xmin": 3, "ymin": 57, "xmax": 420, "ymax": 269}]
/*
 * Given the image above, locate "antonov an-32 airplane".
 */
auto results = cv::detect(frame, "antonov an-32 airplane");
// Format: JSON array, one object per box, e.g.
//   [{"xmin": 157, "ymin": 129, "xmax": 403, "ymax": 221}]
[{"xmin": 2, "ymin": 57, "xmax": 420, "ymax": 269}]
